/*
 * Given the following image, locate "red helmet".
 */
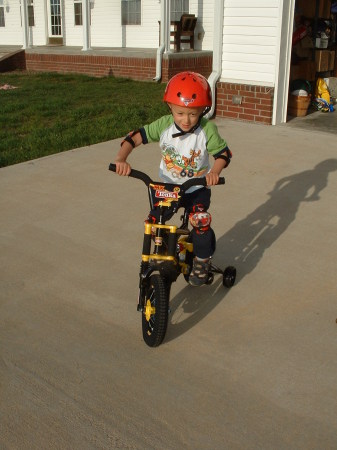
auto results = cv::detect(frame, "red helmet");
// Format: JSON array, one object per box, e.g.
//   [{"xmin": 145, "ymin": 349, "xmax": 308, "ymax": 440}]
[{"xmin": 163, "ymin": 71, "xmax": 212, "ymax": 108}]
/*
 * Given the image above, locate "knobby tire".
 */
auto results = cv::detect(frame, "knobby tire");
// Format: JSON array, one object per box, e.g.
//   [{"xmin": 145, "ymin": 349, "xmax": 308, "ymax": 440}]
[{"xmin": 142, "ymin": 274, "xmax": 169, "ymax": 347}]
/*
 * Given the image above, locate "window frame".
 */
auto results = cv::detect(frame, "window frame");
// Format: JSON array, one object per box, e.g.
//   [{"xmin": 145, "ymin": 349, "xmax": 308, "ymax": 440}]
[
  {"xmin": 171, "ymin": 0, "xmax": 189, "ymax": 22},
  {"xmin": 121, "ymin": 0, "xmax": 141, "ymax": 26},
  {"xmin": 74, "ymin": 0, "xmax": 82, "ymax": 26},
  {"xmin": 28, "ymin": 0, "xmax": 35, "ymax": 27},
  {"xmin": 0, "ymin": 0, "xmax": 5, "ymax": 27}
]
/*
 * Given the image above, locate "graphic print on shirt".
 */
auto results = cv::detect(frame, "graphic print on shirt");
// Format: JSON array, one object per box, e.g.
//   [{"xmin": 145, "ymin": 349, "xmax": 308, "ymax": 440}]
[
  {"xmin": 162, "ymin": 144, "xmax": 207, "ymax": 180},
  {"xmin": 182, "ymin": 150, "xmax": 201, "ymax": 168}
]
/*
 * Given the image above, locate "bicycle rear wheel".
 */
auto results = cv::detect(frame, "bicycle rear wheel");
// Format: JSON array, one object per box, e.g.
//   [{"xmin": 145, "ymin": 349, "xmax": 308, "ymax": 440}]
[{"xmin": 142, "ymin": 274, "xmax": 169, "ymax": 347}]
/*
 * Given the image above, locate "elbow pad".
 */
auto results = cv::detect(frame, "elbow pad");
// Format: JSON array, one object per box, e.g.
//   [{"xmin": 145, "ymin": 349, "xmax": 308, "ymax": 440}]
[
  {"xmin": 121, "ymin": 129, "xmax": 141, "ymax": 148},
  {"xmin": 214, "ymin": 147, "xmax": 232, "ymax": 167}
]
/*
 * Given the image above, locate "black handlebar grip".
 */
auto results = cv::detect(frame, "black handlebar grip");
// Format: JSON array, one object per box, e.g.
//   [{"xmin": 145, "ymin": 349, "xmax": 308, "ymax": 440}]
[
  {"xmin": 109, "ymin": 163, "xmax": 152, "ymax": 185},
  {"xmin": 109, "ymin": 163, "xmax": 225, "ymax": 187}
]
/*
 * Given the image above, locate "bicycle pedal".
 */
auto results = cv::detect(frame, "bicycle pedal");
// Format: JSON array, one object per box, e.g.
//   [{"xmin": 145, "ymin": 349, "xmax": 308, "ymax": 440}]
[{"xmin": 206, "ymin": 272, "xmax": 214, "ymax": 285}]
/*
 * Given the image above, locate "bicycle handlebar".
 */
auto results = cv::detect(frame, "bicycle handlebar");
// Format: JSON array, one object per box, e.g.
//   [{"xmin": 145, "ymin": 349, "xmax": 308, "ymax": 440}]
[{"xmin": 108, "ymin": 163, "xmax": 225, "ymax": 192}]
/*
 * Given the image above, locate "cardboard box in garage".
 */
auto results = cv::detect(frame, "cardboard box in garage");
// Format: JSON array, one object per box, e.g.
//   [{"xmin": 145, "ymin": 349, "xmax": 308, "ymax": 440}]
[
  {"xmin": 328, "ymin": 50, "xmax": 335, "ymax": 71},
  {"xmin": 315, "ymin": 50, "xmax": 330, "ymax": 72},
  {"xmin": 290, "ymin": 60, "xmax": 316, "ymax": 81},
  {"xmin": 297, "ymin": 0, "xmax": 331, "ymax": 18}
]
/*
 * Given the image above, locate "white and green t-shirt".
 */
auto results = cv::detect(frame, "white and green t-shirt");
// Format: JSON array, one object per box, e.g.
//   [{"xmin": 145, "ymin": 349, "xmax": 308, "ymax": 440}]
[{"xmin": 141, "ymin": 115, "xmax": 227, "ymax": 191}]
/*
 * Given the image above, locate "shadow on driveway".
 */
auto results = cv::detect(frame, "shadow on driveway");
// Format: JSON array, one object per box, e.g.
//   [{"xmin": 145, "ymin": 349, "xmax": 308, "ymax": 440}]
[{"xmin": 166, "ymin": 158, "xmax": 337, "ymax": 342}]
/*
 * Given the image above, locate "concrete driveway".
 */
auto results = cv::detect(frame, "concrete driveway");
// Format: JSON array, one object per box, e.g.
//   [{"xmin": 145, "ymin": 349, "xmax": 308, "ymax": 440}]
[{"xmin": 1, "ymin": 119, "xmax": 337, "ymax": 449}]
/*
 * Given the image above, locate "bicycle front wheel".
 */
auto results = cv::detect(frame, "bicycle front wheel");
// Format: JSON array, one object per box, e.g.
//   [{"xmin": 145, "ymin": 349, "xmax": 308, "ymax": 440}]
[{"xmin": 142, "ymin": 274, "xmax": 169, "ymax": 347}]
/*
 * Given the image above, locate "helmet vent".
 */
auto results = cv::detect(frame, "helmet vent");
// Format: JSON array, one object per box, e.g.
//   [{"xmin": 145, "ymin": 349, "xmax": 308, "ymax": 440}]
[{"xmin": 163, "ymin": 71, "xmax": 212, "ymax": 108}]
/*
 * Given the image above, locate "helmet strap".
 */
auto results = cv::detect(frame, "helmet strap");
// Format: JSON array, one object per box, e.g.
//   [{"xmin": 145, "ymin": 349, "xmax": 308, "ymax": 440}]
[{"xmin": 171, "ymin": 106, "xmax": 211, "ymax": 138}]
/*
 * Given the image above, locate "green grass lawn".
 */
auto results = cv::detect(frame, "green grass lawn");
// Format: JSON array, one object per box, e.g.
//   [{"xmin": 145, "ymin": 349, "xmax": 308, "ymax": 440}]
[{"xmin": 0, "ymin": 72, "xmax": 167, "ymax": 167}]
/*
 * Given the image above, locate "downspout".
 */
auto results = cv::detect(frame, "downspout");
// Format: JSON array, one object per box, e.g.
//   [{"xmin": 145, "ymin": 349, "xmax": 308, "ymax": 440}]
[
  {"xmin": 82, "ymin": 0, "xmax": 91, "ymax": 51},
  {"xmin": 44, "ymin": 0, "xmax": 49, "ymax": 45},
  {"xmin": 153, "ymin": 0, "xmax": 170, "ymax": 82},
  {"xmin": 21, "ymin": 0, "xmax": 30, "ymax": 49},
  {"xmin": 205, "ymin": 0, "xmax": 225, "ymax": 119}
]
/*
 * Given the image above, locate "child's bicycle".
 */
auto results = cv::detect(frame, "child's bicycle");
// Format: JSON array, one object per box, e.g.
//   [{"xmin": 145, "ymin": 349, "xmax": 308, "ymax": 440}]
[{"xmin": 109, "ymin": 163, "xmax": 236, "ymax": 347}]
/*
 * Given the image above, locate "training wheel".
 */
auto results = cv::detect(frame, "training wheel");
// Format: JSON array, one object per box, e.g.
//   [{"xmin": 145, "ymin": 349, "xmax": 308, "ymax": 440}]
[{"xmin": 223, "ymin": 266, "xmax": 236, "ymax": 288}]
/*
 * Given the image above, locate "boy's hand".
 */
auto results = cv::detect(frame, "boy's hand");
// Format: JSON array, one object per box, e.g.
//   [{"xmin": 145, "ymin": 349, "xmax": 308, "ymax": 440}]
[
  {"xmin": 115, "ymin": 161, "xmax": 131, "ymax": 176},
  {"xmin": 206, "ymin": 171, "xmax": 219, "ymax": 186}
]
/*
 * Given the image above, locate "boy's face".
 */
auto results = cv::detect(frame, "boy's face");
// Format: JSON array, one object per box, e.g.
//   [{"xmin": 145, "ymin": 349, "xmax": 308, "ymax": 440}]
[{"xmin": 169, "ymin": 103, "xmax": 204, "ymax": 132}]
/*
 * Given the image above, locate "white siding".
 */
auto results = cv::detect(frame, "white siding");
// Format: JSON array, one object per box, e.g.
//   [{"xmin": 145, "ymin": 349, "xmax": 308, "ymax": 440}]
[
  {"xmin": 64, "ymin": 1, "xmax": 84, "ymax": 45},
  {"xmin": 221, "ymin": 0, "xmax": 280, "ymax": 86},
  {"xmin": 0, "ymin": 0, "xmax": 214, "ymax": 50},
  {"xmin": 0, "ymin": 2, "xmax": 22, "ymax": 45},
  {"xmin": 30, "ymin": 2, "xmax": 48, "ymax": 45},
  {"xmin": 90, "ymin": 2, "xmax": 122, "ymax": 47},
  {"xmin": 121, "ymin": 0, "xmax": 161, "ymax": 48},
  {"xmin": 0, "ymin": 1, "xmax": 47, "ymax": 46},
  {"xmin": 89, "ymin": 0, "xmax": 212, "ymax": 50},
  {"xmin": 0, "ymin": 0, "xmax": 283, "ymax": 86},
  {"xmin": 189, "ymin": 0, "xmax": 214, "ymax": 51},
  {"xmin": 85, "ymin": 0, "xmax": 161, "ymax": 49}
]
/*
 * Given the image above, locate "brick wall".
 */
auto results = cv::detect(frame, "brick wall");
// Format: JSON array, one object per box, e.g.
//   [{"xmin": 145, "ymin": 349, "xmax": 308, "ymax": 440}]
[
  {"xmin": 24, "ymin": 51, "xmax": 213, "ymax": 83},
  {"xmin": 161, "ymin": 54, "xmax": 213, "ymax": 81},
  {"xmin": 216, "ymin": 82, "xmax": 274, "ymax": 125},
  {"xmin": 25, "ymin": 53, "xmax": 157, "ymax": 80}
]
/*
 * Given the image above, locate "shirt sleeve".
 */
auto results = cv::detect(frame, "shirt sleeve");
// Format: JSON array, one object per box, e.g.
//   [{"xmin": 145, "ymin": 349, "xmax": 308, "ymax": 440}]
[
  {"xmin": 142, "ymin": 115, "xmax": 173, "ymax": 143},
  {"xmin": 202, "ymin": 119, "xmax": 228, "ymax": 156}
]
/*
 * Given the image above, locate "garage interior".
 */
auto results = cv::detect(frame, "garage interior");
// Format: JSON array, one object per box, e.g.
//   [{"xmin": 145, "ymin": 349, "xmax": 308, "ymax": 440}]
[{"xmin": 287, "ymin": 0, "xmax": 337, "ymax": 133}]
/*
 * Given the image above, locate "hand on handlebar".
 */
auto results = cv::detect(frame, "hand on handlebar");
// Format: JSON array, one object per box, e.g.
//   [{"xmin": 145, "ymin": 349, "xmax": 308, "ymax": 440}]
[
  {"xmin": 109, "ymin": 164, "xmax": 225, "ymax": 188},
  {"xmin": 206, "ymin": 171, "xmax": 220, "ymax": 186},
  {"xmin": 115, "ymin": 161, "xmax": 131, "ymax": 176}
]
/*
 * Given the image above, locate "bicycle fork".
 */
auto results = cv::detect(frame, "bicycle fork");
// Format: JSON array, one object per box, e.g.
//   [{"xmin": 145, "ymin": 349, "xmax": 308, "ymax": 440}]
[{"xmin": 137, "ymin": 222, "xmax": 178, "ymax": 312}]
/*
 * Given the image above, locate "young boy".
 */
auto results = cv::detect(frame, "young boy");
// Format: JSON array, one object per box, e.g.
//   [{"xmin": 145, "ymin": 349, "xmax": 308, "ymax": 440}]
[{"xmin": 114, "ymin": 71, "xmax": 231, "ymax": 286}]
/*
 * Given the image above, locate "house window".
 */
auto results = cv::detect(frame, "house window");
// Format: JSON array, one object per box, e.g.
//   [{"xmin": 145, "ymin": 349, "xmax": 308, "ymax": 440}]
[
  {"xmin": 171, "ymin": 0, "xmax": 189, "ymax": 21},
  {"xmin": 28, "ymin": 0, "xmax": 35, "ymax": 26},
  {"xmin": 74, "ymin": 0, "xmax": 82, "ymax": 26},
  {"xmin": 50, "ymin": 0, "xmax": 62, "ymax": 36},
  {"xmin": 121, "ymin": 0, "xmax": 141, "ymax": 25},
  {"xmin": 0, "ymin": 0, "xmax": 5, "ymax": 27}
]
